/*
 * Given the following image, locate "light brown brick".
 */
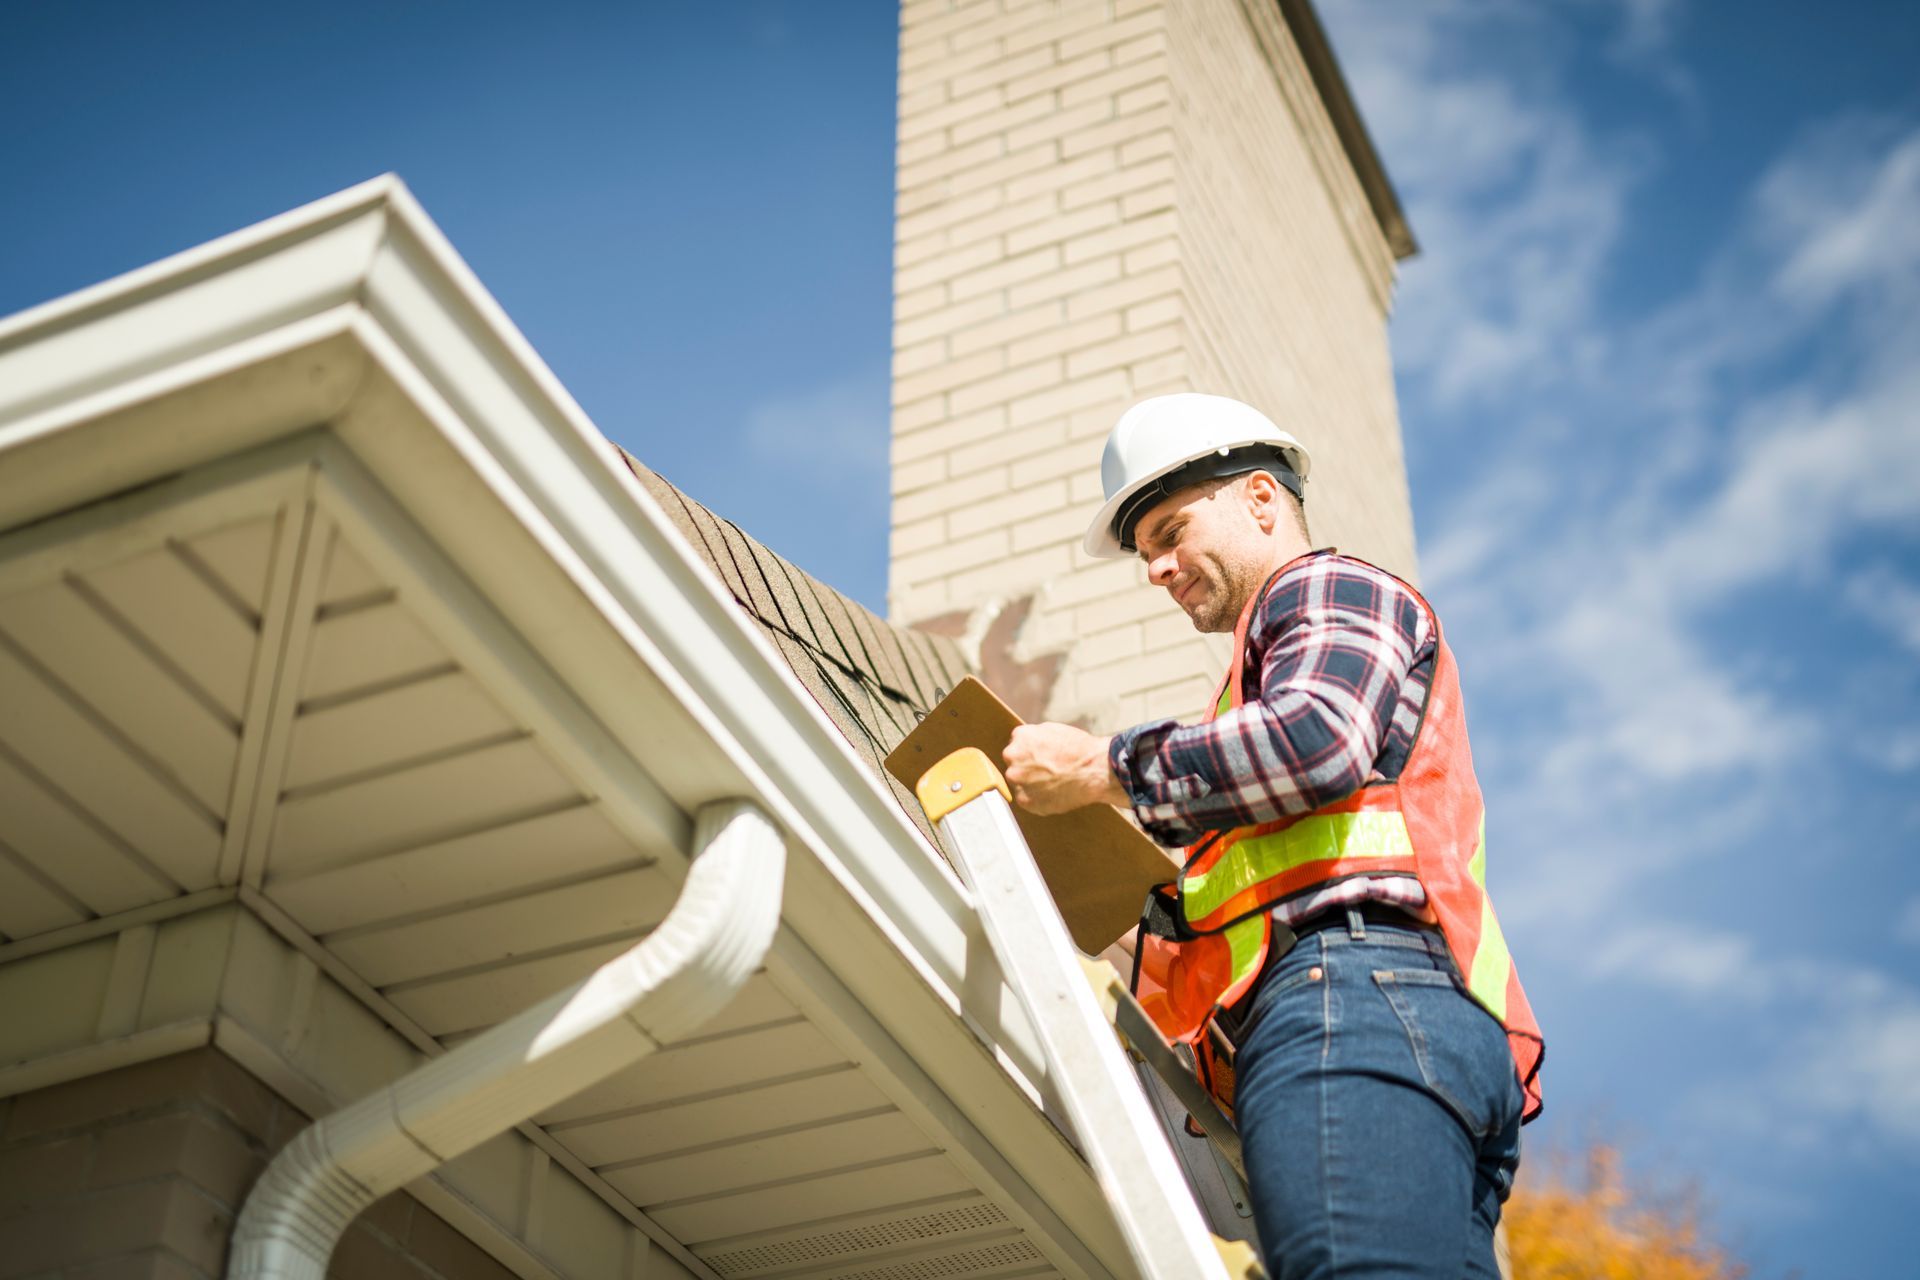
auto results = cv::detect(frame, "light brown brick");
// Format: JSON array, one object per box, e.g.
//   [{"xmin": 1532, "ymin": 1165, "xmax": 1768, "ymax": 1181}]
[
  {"xmin": 1113, "ymin": 29, "xmax": 1170, "ymax": 65},
  {"xmin": 1066, "ymin": 324, "xmax": 1182, "ymax": 380},
  {"xmin": 943, "ymin": 192, "xmax": 1060, "ymax": 254},
  {"xmin": 1064, "ymin": 263, "xmax": 1182, "ymax": 320},
  {"xmin": 1004, "ymin": 200, "xmax": 1122, "ymax": 257},
  {"xmin": 894, "ymin": 403, "xmax": 1008, "ymax": 463},
  {"xmin": 892, "ymin": 455, "xmax": 948, "ymax": 498},
  {"xmin": 1006, "ymin": 253, "xmax": 1123, "ymax": 309},
  {"xmin": 893, "ymin": 336, "xmax": 948, "ymax": 378},
  {"xmin": 947, "ymin": 481, "xmax": 1068, "ymax": 540},
  {"xmin": 947, "ymin": 356, "xmax": 1065, "ymax": 415},
  {"xmin": 1005, "ymin": 49, "xmax": 1113, "ymax": 104},
  {"xmin": 1117, "ymin": 78, "xmax": 1173, "ymax": 115},
  {"xmin": 900, "ymin": 84, "xmax": 1007, "ymax": 142},
  {"xmin": 893, "ymin": 527, "xmax": 1013, "ymax": 588},
  {"xmin": 1010, "ymin": 436, "xmax": 1101, "ymax": 489},
  {"xmin": 1009, "ymin": 369, "xmax": 1131, "ymax": 428},
  {"xmin": 893, "ymin": 463, "xmax": 1013, "ymax": 524},
  {"xmin": 897, "ymin": 127, "xmax": 951, "ymax": 169},
  {"xmin": 1119, "ymin": 126, "xmax": 1176, "ymax": 166},
  {"xmin": 1062, "ymin": 209, "xmax": 1176, "ymax": 266},
  {"xmin": 934, "ymin": 140, "xmax": 1061, "ymax": 199},
  {"xmin": 1002, "ymin": 148, "xmax": 1117, "ymax": 203},
  {"xmin": 1058, "ymin": 9, "xmax": 1167, "ymax": 61},
  {"xmin": 1059, "ymin": 55, "xmax": 1170, "ymax": 109},
  {"xmin": 1006, "ymin": 310, "xmax": 1124, "ymax": 367},
  {"xmin": 1011, "ymin": 504, "xmax": 1096, "ymax": 553},
  {"xmin": 946, "ymin": 418, "xmax": 1069, "ymax": 480},
  {"xmin": 950, "ymin": 245, "xmax": 1061, "ymax": 302},
  {"xmin": 894, "ymin": 393, "xmax": 947, "ymax": 432},
  {"xmin": 894, "ymin": 233, "xmax": 1004, "ymax": 295},
  {"xmin": 1124, "ymin": 292, "xmax": 1183, "ymax": 332},
  {"xmin": 949, "ymin": 299, "xmax": 1065, "ymax": 358},
  {"xmin": 948, "ymin": 44, "xmax": 1054, "ymax": 100},
  {"xmin": 949, "ymin": 91, "xmax": 1057, "ymax": 147},
  {"xmin": 890, "ymin": 514, "xmax": 949, "ymax": 556},
  {"xmin": 893, "ymin": 347, "xmax": 1006, "ymax": 406},
  {"xmin": 1060, "ymin": 105, "xmax": 1172, "ymax": 160},
  {"xmin": 897, "ymin": 185, "xmax": 1007, "ymax": 244},
  {"xmin": 897, "ymin": 134, "xmax": 1005, "ymax": 193},
  {"xmin": 1061, "ymin": 155, "xmax": 1174, "ymax": 211},
  {"xmin": 1006, "ymin": 99, "xmax": 1115, "ymax": 153},
  {"xmin": 1120, "ymin": 178, "xmax": 1177, "ymax": 219},
  {"xmin": 945, "ymin": 544, "xmax": 1074, "ymax": 600},
  {"xmin": 896, "ymin": 290, "xmax": 1009, "ymax": 348},
  {"xmin": 895, "ymin": 281, "xmax": 949, "ymax": 321}
]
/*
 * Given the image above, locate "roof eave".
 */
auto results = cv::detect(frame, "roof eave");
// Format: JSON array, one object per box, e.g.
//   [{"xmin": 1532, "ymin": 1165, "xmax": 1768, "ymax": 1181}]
[
  {"xmin": 1277, "ymin": 0, "xmax": 1418, "ymax": 260},
  {"xmin": 0, "ymin": 180, "xmax": 1129, "ymax": 1280}
]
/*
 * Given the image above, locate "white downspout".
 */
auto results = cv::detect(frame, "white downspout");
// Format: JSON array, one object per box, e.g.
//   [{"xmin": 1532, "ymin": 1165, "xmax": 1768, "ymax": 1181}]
[{"xmin": 227, "ymin": 798, "xmax": 785, "ymax": 1280}]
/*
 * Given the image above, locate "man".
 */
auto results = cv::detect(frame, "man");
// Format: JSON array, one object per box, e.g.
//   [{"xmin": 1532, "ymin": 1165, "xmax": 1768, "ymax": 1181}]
[{"xmin": 1002, "ymin": 393, "xmax": 1542, "ymax": 1280}]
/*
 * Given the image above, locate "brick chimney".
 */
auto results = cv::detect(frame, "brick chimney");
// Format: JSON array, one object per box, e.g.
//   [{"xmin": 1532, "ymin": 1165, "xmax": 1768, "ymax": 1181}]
[{"xmin": 890, "ymin": 0, "xmax": 1416, "ymax": 731}]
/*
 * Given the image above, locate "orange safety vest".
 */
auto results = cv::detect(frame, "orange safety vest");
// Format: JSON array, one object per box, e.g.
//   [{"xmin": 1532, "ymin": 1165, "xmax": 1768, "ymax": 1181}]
[{"xmin": 1132, "ymin": 557, "xmax": 1545, "ymax": 1122}]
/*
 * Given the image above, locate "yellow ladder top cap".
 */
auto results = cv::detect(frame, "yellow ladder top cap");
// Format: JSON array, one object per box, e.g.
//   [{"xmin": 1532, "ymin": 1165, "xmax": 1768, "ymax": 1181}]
[{"xmin": 915, "ymin": 747, "xmax": 1011, "ymax": 825}]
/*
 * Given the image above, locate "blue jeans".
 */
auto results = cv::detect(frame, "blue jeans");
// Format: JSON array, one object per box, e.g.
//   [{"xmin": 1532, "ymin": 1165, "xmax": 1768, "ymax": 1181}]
[{"xmin": 1230, "ymin": 911, "xmax": 1523, "ymax": 1279}]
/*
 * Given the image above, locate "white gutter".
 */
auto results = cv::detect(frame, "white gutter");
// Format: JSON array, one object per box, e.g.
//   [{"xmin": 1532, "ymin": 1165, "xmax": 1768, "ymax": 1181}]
[{"xmin": 226, "ymin": 798, "xmax": 784, "ymax": 1280}]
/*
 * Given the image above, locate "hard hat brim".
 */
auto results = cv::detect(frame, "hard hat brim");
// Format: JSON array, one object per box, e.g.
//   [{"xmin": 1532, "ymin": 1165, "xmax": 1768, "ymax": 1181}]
[{"xmin": 1081, "ymin": 439, "xmax": 1308, "ymax": 559}]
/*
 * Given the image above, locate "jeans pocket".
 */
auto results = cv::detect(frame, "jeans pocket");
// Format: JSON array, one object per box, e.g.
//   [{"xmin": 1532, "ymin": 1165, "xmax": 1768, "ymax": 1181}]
[{"xmin": 1372, "ymin": 968, "xmax": 1509, "ymax": 1139}]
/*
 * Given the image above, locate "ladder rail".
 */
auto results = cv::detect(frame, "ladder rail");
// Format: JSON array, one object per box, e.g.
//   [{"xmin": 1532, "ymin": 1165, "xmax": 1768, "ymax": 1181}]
[{"xmin": 930, "ymin": 764, "xmax": 1239, "ymax": 1280}]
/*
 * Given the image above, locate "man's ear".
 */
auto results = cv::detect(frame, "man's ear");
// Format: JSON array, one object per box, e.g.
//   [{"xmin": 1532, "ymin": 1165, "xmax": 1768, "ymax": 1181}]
[{"xmin": 1242, "ymin": 470, "xmax": 1279, "ymax": 534}]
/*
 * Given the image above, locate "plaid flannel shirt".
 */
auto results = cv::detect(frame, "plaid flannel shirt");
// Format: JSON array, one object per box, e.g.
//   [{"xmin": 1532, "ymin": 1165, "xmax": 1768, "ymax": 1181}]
[{"xmin": 1108, "ymin": 551, "xmax": 1438, "ymax": 924}]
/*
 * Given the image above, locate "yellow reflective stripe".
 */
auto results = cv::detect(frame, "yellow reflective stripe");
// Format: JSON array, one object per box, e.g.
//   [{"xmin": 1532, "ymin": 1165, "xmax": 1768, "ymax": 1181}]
[
  {"xmin": 1182, "ymin": 810, "xmax": 1415, "ymax": 920},
  {"xmin": 1226, "ymin": 917, "xmax": 1265, "ymax": 987},
  {"xmin": 1468, "ymin": 893, "xmax": 1511, "ymax": 1022},
  {"xmin": 1463, "ymin": 822, "xmax": 1510, "ymax": 1021}
]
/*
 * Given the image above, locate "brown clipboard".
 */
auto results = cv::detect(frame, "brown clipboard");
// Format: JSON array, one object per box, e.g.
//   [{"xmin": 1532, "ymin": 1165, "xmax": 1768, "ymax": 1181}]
[{"xmin": 885, "ymin": 676, "xmax": 1179, "ymax": 953}]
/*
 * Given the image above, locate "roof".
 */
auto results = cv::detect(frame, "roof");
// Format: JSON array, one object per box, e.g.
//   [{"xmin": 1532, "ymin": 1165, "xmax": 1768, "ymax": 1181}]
[{"xmin": 618, "ymin": 453, "xmax": 973, "ymax": 851}]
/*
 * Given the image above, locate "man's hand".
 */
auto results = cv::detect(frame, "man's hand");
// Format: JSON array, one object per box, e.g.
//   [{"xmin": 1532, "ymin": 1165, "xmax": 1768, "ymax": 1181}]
[{"xmin": 1003, "ymin": 722, "xmax": 1129, "ymax": 816}]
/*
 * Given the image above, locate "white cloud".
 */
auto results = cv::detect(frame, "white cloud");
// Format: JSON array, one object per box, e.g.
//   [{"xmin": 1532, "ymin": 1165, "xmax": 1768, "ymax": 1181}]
[
  {"xmin": 1762, "ymin": 125, "xmax": 1920, "ymax": 308},
  {"xmin": 739, "ymin": 364, "xmax": 889, "ymax": 482},
  {"xmin": 1592, "ymin": 922, "xmax": 1920, "ymax": 1148}
]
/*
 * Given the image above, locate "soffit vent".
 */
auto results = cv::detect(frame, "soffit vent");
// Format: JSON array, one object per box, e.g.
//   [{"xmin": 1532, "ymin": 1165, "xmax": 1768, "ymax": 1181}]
[
  {"xmin": 700, "ymin": 1201, "xmax": 1015, "ymax": 1275},
  {"xmin": 836, "ymin": 1240, "xmax": 1048, "ymax": 1279}
]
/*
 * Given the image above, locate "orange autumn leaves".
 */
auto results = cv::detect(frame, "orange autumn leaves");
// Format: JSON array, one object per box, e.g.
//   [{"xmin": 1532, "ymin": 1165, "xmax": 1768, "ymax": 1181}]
[{"xmin": 1503, "ymin": 1146, "xmax": 1747, "ymax": 1280}]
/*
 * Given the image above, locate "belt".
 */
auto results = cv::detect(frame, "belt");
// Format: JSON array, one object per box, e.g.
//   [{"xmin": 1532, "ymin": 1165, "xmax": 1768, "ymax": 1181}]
[{"xmin": 1287, "ymin": 900, "xmax": 1438, "ymax": 939}]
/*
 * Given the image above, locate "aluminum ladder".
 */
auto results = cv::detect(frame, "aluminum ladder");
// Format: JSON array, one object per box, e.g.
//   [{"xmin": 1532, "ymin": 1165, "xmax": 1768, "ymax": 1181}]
[{"xmin": 914, "ymin": 748, "xmax": 1264, "ymax": 1280}]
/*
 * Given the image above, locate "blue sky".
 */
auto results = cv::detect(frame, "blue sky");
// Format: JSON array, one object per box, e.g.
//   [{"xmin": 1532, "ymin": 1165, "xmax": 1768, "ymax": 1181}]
[{"xmin": 4, "ymin": 1, "xmax": 1917, "ymax": 1273}]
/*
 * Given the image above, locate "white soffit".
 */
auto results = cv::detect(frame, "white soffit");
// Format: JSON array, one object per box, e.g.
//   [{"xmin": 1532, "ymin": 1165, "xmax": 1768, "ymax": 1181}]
[{"xmin": 0, "ymin": 179, "xmax": 1129, "ymax": 1280}]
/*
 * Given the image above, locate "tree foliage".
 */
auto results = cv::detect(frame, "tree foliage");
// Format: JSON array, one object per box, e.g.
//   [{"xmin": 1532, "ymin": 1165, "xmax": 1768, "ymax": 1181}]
[{"xmin": 1503, "ymin": 1145, "xmax": 1747, "ymax": 1280}]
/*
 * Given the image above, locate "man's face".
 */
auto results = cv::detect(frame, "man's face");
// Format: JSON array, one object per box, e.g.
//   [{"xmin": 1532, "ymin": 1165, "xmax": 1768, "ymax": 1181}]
[{"xmin": 1132, "ymin": 477, "xmax": 1266, "ymax": 634}]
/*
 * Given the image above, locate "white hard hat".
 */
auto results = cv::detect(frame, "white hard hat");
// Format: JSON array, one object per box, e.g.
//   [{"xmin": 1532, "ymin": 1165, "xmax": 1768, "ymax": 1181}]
[{"xmin": 1082, "ymin": 393, "xmax": 1311, "ymax": 559}]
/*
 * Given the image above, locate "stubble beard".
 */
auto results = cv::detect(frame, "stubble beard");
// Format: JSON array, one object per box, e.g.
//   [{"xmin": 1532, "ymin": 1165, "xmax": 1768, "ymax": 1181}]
[{"xmin": 1183, "ymin": 556, "xmax": 1260, "ymax": 634}]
